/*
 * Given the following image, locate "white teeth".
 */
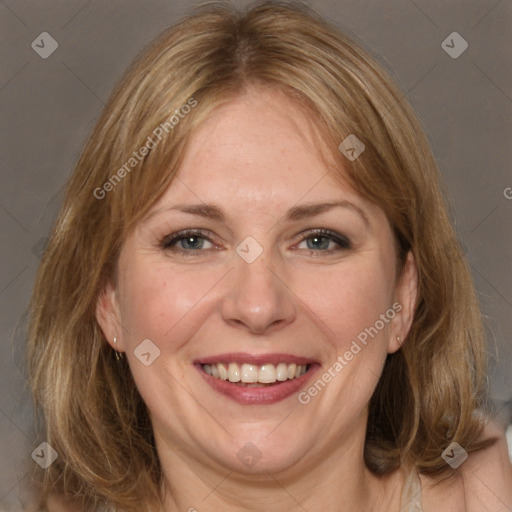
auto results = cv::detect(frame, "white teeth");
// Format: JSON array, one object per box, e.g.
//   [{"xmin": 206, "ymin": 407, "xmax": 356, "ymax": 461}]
[
  {"xmin": 228, "ymin": 363, "xmax": 240, "ymax": 383},
  {"xmin": 203, "ymin": 362, "xmax": 309, "ymax": 384},
  {"xmin": 241, "ymin": 364, "xmax": 259, "ymax": 383},
  {"xmin": 218, "ymin": 363, "xmax": 228, "ymax": 381},
  {"xmin": 259, "ymin": 364, "xmax": 277, "ymax": 383},
  {"xmin": 276, "ymin": 363, "xmax": 288, "ymax": 381}
]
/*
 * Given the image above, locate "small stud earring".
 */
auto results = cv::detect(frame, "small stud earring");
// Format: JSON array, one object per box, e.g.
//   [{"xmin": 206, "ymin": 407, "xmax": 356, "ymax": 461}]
[
  {"xmin": 113, "ymin": 336, "xmax": 124, "ymax": 360},
  {"xmin": 397, "ymin": 335, "xmax": 402, "ymax": 346}
]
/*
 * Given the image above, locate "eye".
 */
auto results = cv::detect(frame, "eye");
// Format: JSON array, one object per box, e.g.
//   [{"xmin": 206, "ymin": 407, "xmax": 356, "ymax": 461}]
[
  {"xmin": 296, "ymin": 229, "xmax": 352, "ymax": 252},
  {"xmin": 161, "ymin": 229, "xmax": 215, "ymax": 254}
]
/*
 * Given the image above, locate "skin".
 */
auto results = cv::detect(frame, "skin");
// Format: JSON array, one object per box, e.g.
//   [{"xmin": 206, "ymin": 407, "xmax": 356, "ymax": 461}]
[{"xmin": 95, "ymin": 85, "xmax": 511, "ymax": 511}]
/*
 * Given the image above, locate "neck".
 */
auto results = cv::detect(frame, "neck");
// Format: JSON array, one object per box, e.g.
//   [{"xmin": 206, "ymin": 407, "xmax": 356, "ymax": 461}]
[{"xmin": 156, "ymin": 419, "xmax": 402, "ymax": 511}]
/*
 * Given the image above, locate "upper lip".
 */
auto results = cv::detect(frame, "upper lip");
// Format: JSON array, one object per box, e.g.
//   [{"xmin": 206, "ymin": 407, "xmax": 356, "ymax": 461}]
[{"xmin": 194, "ymin": 352, "xmax": 318, "ymax": 366}]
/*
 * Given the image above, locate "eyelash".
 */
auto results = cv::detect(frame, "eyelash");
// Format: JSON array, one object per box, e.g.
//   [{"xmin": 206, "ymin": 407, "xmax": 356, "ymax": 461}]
[{"xmin": 160, "ymin": 228, "xmax": 352, "ymax": 256}]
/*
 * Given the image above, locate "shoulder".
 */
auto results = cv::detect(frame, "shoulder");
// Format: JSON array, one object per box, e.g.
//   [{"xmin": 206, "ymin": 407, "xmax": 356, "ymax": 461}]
[
  {"xmin": 460, "ymin": 419, "xmax": 512, "ymax": 510},
  {"xmin": 420, "ymin": 419, "xmax": 512, "ymax": 512}
]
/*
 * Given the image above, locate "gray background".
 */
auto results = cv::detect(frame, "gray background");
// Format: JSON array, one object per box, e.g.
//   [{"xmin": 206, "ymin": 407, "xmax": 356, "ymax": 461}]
[{"xmin": 1, "ymin": 0, "xmax": 511, "ymax": 509}]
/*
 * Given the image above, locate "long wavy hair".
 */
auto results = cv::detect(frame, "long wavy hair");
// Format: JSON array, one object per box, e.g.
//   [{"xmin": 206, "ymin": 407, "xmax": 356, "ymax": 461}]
[{"xmin": 27, "ymin": 1, "xmax": 494, "ymax": 510}]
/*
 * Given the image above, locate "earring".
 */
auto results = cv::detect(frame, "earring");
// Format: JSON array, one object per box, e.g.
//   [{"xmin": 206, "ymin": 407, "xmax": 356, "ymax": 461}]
[
  {"xmin": 397, "ymin": 335, "xmax": 402, "ymax": 346},
  {"xmin": 113, "ymin": 336, "xmax": 124, "ymax": 360}
]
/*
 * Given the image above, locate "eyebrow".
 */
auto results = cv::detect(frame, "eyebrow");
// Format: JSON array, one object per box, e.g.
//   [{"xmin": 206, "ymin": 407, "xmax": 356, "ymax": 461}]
[
  {"xmin": 147, "ymin": 200, "xmax": 369, "ymax": 226},
  {"xmin": 285, "ymin": 201, "xmax": 369, "ymax": 226}
]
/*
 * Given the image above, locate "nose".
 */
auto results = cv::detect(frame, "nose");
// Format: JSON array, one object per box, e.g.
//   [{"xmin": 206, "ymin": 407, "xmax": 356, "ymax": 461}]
[{"xmin": 221, "ymin": 252, "xmax": 297, "ymax": 335}]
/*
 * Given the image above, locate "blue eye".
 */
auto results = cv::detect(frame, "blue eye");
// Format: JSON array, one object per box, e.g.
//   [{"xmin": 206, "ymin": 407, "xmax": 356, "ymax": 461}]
[
  {"xmin": 161, "ymin": 230, "xmax": 214, "ymax": 253},
  {"xmin": 297, "ymin": 229, "xmax": 351, "ymax": 252},
  {"xmin": 160, "ymin": 228, "xmax": 351, "ymax": 256}
]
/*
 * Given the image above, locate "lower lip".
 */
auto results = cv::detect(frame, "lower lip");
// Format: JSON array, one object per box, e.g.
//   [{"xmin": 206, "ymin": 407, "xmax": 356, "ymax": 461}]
[{"xmin": 195, "ymin": 364, "xmax": 320, "ymax": 405}]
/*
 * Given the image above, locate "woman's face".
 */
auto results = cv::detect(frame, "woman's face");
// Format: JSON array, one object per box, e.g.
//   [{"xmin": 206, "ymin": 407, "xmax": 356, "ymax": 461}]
[{"xmin": 97, "ymin": 85, "xmax": 416, "ymax": 477}]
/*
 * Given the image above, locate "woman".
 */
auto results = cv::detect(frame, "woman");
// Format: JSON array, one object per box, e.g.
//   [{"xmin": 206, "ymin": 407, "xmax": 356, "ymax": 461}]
[{"xmin": 27, "ymin": 1, "xmax": 512, "ymax": 511}]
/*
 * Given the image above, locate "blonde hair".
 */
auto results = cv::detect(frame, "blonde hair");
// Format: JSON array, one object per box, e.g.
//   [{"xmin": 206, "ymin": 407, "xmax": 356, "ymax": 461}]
[{"xmin": 27, "ymin": 1, "xmax": 495, "ymax": 510}]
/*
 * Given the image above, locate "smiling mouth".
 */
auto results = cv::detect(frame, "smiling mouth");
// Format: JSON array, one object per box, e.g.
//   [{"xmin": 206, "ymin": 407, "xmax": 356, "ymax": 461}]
[{"xmin": 202, "ymin": 362, "xmax": 309, "ymax": 387}]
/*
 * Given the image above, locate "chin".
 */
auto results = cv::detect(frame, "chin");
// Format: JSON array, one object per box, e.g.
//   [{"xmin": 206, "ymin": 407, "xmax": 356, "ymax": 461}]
[{"xmin": 206, "ymin": 432, "xmax": 311, "ymax": 476}]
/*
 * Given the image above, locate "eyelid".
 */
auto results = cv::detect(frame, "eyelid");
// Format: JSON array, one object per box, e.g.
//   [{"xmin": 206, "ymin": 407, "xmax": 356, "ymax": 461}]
[
  {"xmin": 160, "ymin": 227, "xmax": 352, "ymax": 254},
  {"xmin": 294, "ymin": 228, "xmax": 352, "ymax": 250},
  {"xmin": 160, "ymin": 228, "xmax": 217, "ymax": 250}
]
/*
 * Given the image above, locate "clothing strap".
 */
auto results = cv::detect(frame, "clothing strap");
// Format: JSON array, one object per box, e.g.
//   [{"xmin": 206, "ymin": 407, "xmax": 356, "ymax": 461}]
[{"xmin": 399, "ymin": 468, "xmax": 423, "ymax": 511}]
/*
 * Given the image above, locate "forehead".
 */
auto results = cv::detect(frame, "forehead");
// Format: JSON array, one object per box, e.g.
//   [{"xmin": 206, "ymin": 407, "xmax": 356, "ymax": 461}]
[{"xmin": 156, "ymin": 86, "xmax": 362, "ymax": 211}]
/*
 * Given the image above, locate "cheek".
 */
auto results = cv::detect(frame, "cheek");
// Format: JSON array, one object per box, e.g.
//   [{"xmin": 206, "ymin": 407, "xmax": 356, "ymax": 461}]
[
  {"xmin": 292, "ymin": 258, "xmax": 396, "ymax": 418},
  {"xmin": 116, "ymin": 261, "xmax": 222, "ymax": 409},
  {"xmin": 295, "ymin": 257, "xmax": 395, "ymax": 354},
  {"xmin": 117, "ymin": 259, "xmax": 221, "ymax": 349}
]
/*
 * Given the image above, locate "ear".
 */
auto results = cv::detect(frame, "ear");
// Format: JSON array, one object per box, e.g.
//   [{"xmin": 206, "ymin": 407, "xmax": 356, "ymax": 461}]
[
  {"xmin": 95, "ymin": 279, "xmax": 124, "ymax": 352},
  {"xmin": 388, "ymin": 250, "xmax": 418, "ymax": 353}
]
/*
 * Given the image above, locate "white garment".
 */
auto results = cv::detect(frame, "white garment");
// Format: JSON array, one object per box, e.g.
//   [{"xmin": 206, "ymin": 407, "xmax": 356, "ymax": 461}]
[{"xmin": 400, "ymin": 469, "xmax": 423, "ymax": 511}]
